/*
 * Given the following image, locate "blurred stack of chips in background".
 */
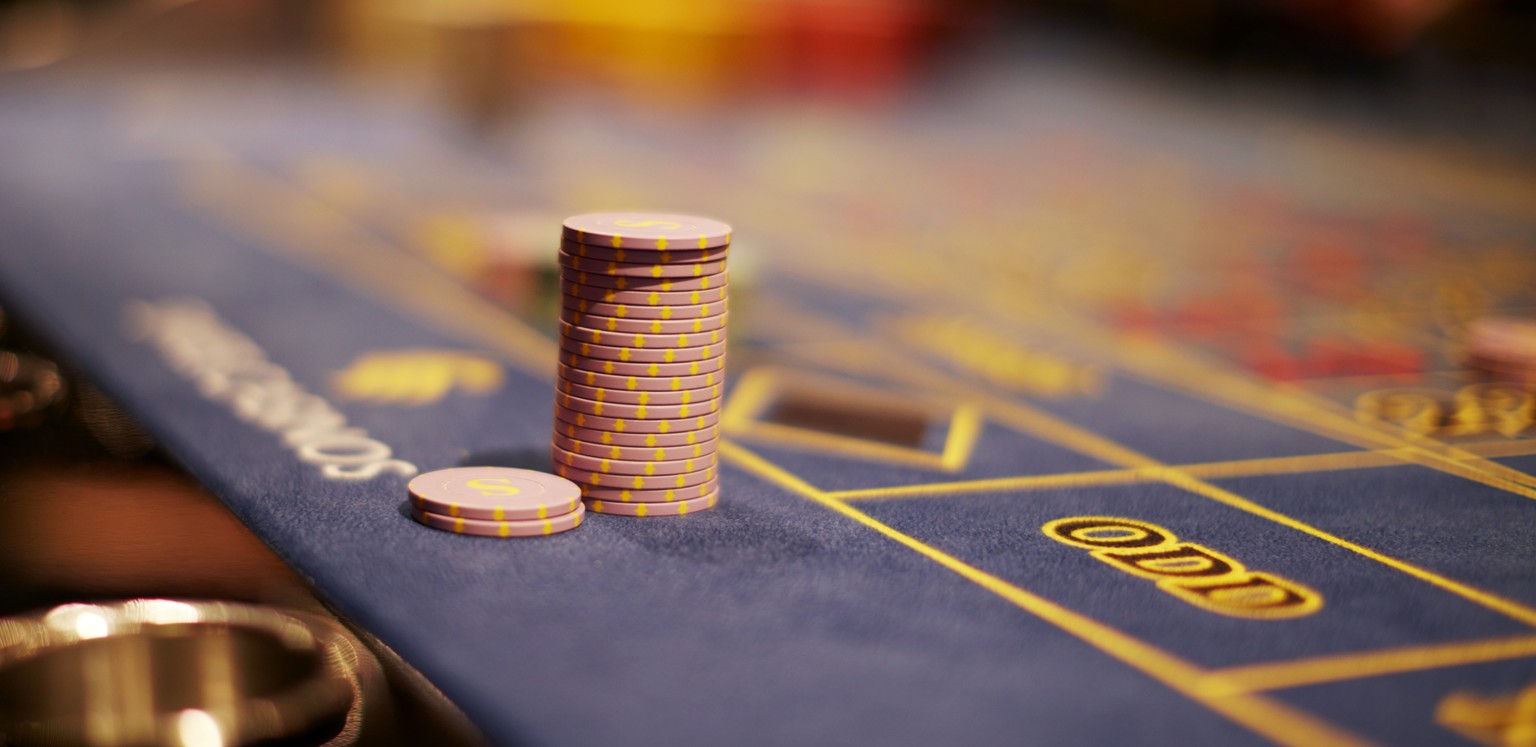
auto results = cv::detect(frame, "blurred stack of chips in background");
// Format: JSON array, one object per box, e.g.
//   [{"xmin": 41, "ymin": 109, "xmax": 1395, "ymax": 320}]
[
  {"xmin": 551, "ymin": 213, "xmax": 729, "ymax": 517},
  {"xmin": 1465, "ymin": 317, "xmax": 1536, "ymax": 384}
]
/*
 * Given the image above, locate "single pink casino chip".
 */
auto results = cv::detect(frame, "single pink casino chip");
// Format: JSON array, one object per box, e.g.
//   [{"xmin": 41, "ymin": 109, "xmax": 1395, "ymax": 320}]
[
  {"xmin": 410, "ymin": 503, "xmax": 585, "ymax": 538},
  {"xmin": 560, "ymin": 307, "xmax": 727, "ymax": 335},
  {"xmin": 556, "ymin": 390, "xmax": 721, "ymax": 420},
  {"xmin": 577, "ymin": 478, "xmax": 719, "ymax": 503},
  {"xmin": 553, "ymin": 406, "xmax": 720, "ymax": 434},
  {"xmin": 1467, "ymin": 317, "xmax": 1536, "ymax": 363},
  {"xmin": 551, "ymin": 443, "xmax": 716, "ymax": 476},
  {"xmin": 560, "ymin": 239, "xmax": 728, "ymax": 264},
  {"xmin": 407, "ymin": 466, "xmax": 582, "ymax": 521},
  {"xmin": 551, "ymin": 418, "xmax": 719, "ymax": 447},
  {"xmin": 585, "ymin": 490, "xmax": 720, "ymax": 516},
  {"xmin": 558, "ymin": 320, "xmax": 725, "ymax": 351},
  {"xmin": 557, "ymin": 378, "xmax": 722, "ymax": 406},
  {"xmin": 556, "ymin": 362, "xmax": 722, "ymax": 391},
  {"xmin": 565, "ymin": 268, "xmax": 726, "ymax": 292},
  {"xmin": 551, "ymin": 432, "xmax": 718, "ymax": 462},
  {"xmin": 553, "ymin": 461, "xmax": 717, "ymax": 489},
  {"xmin": 563, "ymin": 212, "xmax": 732, "ymax": 251},
  {"xmin": 562, "ymin": 352, "xmax": 725, "ymax": 378},
  {"xmin": 561, "ymin": 292, "xmax": 726, "ymax": 317},
  {"xmin": 558, "ymin": 251, "xmax": 728, "ymax": 279},
  {"xmin": 559, "ymin": 337, "xmax": 724, "ymax": 364}
]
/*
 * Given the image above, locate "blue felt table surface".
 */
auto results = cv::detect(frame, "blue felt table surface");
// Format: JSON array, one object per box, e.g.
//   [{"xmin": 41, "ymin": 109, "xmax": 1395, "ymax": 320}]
[{"xmin": 2, "ymin": 63, "xmax": 1535, "ymax": 747}]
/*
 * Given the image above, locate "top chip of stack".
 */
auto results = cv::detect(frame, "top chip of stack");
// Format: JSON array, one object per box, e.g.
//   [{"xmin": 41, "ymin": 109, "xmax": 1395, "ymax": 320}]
[
  {"xmin": 553, "ymin": 213, "xmax": 730, "ymax": 516},
  {"xmin": 562, "ymin": 212, "xmax": 732, "ymax": 250},
  {"xmin": 1464, "ymin": 316, "xmax": 1536, "ymax": 384}
]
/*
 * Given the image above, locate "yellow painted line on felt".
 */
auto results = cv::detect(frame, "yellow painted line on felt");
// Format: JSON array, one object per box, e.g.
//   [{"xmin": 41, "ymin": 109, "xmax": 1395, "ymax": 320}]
[
  {"xmin": 1461, "ymin": 439, "xmax": 1536, "ymax": 459},
  {"xmin": 829, "ymin": 450, "xmax": 1413, "ymax": 502},
  {"xmin": 179, "ymin": 154, "xmax": 559, "ymax": 381},
  {"xmin": 1201, "ymin": 635, "xmax": 1536, "ymax": 695},
  {"xmin": 831, "ymin": 436, "xmax": 1536, "ymax": 501},
  {"xmin": 984, "ymin": 397, "xmax": 1162, "ymax": 469},
  {"xmin": 937, "ymin": 383, "xmax": 1536, "ymax": 627},
  {"xmin": 924, "ymin": 283, "xmax": 1536, "ymax": 500},
  {"xmin": 732, "ymin": 421, "xmax": 948, "ymax": 469},
  {"xmin": 785, "ymin": 325, "xmax": 1536, "ymax": 629},
  {"xmin": 722, "ymin": 366, "xmax": 982, "ymax": 472},
  {"xmin": 721, "ymin": 442, "xmax": 1375, "ymax": 747},
  {"xmin": 829, "ymin": 371, "xmax": 1536, "ymax": 629},
  {"xmin": 1178, "ymin": 450, "xmax": 1410, "ymax": 480},
  {"xmin": 830, "ymin": 468, "xmax": 1151, "ymax": 501},
  {"xmin": 1160, "ymin": 471, "xmax": 1536, "ymax": 629},
  {"xmin": 1105, "ymin": 337, "xmax": 1536, "ymax": 499},
  {"xmin": 938, "ymin": 404, "xmax": 984, "ymax": 472}
]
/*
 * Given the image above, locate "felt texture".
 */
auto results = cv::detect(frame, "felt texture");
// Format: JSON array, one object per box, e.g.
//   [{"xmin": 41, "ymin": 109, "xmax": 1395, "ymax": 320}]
[{"xmin": 2, "ymin": 71, "xmax": 1533, "ymax": 747}]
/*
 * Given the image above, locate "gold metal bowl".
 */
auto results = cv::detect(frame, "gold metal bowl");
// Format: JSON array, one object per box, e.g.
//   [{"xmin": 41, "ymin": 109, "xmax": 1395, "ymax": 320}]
[{"xmin": 0, "ymin": 599, "xmax": 385, "ymax": 747}]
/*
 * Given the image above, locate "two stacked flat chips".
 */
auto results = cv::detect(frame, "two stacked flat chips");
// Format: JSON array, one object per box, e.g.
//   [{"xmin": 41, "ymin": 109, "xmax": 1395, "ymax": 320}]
[
  {"xmin": 407, "ymin": 467, "xmax": 585, "ymax": 538},
  {"xmin": 553, "ymin": 212, "xmax": 731, "ymax": 516}
]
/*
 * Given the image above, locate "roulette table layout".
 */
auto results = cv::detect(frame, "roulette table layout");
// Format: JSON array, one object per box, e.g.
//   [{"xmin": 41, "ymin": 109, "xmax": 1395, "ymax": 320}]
[{"xmin": 1, "ymin": 36, "xmax": 1535, "ymax": 747}]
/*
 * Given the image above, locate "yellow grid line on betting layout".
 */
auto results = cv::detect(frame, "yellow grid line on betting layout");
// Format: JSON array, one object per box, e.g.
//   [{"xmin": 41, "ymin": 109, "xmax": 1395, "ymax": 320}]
[
  {"xmin": 975, "ymin": 296, "xmax": 1536, "ymax": 499},
  {"xmin": 770, "ymin": 337, "xmax": 1536, "ymax": 629},
  {"xmin": 1199, "ymin": 634, "xmax": 1536, "ymax": 696},
  {"xmin": 719, "ymin": 367, "xmax": 981, "ymax": 471},
  {"xmin": 826, "ymin": 441, "xmax": 1536, "ymax": 502},
  {"xmin": 719, "ymin": 442, "xmax": 1375, "ymax": 747},
  {"xmin": 775, "ymin": 249, "xmax": 1536, "ymax": 501}
]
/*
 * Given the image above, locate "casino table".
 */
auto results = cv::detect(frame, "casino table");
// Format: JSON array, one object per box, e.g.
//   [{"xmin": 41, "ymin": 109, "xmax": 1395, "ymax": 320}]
[{"xmin": 2, "ymin": 39, "xmax": 1536, "ymax": 747}]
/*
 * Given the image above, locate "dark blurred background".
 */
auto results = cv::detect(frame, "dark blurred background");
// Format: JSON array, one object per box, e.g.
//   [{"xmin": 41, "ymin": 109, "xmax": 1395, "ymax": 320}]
[{"xmin": 0, "ymin": 0, "xmax": 1532, "ymax": 141}]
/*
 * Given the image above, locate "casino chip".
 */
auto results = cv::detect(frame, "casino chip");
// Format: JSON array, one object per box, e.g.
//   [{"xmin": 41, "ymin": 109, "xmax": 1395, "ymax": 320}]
[
  {"xmin": 553, "ymin": 212, "xmax": 729, "ymax": 516},
  {"xmin": 586, "ymin": 491, "xmax": 719, "ymax": 516},
  {"xmin": 411, "ymin": 504, "xmax": 586, "ymax": 538},
  {"xmin": 1465, "ymin": 316, "xmax": 1536, "ymax": 383},
  {"xmin": 563, "ymin": 212, "xmax": 732, "ymax": 250},
  {"xmin": 407, "ymin": 466, "xmax": 584, "ymax": 535}
]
